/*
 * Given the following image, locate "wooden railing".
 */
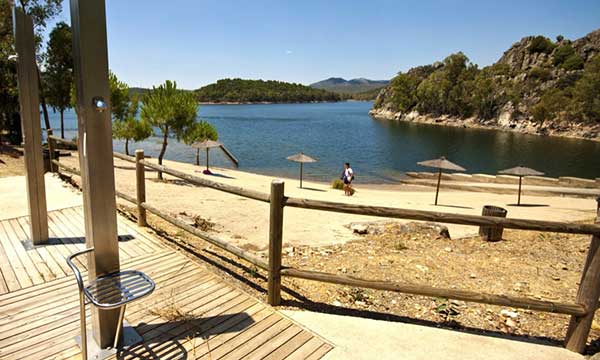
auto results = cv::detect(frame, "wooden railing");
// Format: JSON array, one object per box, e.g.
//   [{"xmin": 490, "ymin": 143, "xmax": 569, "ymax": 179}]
[{"xmin": 47, "ymin": 141, "xmax": 600, "ymax": 353}]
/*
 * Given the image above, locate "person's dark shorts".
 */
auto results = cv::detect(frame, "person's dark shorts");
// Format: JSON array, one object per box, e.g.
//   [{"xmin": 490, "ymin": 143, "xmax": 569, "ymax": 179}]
[{"xmin": 343, "ymin": 177, "xmax": 350, "ymax": 185}]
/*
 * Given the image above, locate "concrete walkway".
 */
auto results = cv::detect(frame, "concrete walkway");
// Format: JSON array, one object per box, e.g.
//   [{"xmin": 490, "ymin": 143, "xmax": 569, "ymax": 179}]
[
  {"xmin": 282, "ymin": 310, "xmax": 583, "ymax": 360},
  {"xmin": 0, "ymin": 174, "xmax": 82, "ymax": 220}
]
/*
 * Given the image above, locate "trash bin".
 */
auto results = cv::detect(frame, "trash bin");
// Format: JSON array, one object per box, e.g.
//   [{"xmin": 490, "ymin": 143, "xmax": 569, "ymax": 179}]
[{"xmin": 479, "ymin": 205, "xmax": 508, "ymax": 242}]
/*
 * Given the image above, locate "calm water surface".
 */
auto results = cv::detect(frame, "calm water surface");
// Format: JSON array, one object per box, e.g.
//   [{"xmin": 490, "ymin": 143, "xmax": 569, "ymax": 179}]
[{"xmin": 48, "ymin": 101, "xmax": 600, "ymax": 183}]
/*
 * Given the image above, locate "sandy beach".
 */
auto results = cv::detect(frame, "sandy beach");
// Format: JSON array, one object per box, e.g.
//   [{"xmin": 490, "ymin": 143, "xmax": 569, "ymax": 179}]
[{"xmin": 55, "ymin": 153, "xmax": 597, "ymax": 252}]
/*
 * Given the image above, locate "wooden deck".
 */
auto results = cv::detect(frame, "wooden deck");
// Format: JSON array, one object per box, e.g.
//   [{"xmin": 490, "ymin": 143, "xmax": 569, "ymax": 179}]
[{"xmin": 0, "ymin": 207, "xmax": 332, "ymax": 359}]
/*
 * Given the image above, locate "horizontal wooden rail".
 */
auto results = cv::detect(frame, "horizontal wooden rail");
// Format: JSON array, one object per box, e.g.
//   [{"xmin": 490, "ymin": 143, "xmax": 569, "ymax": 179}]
[
  {"xmin": 284, "ymin": 197, "xmax": 600, "ymax": 236},
  {"xmin": 139, "ymin": 159, "xmax": 271, "ymax": 203},
  {"xmin": 113, "ymin": 151, "xmax": 136, "ymax": 163},
  {"xmin": 51, "ymin": 159, "xmax": 79, "ymax": 175},
  {"xmin": 115, "ymin": 190, "xmax": 136, "ymax": 204},
  {"xmin": 140, "ymin": 201, "xmax": 269, "ymax": 270},
  {"xmin": 280, "ymin": 267, "xmax": 587, "ymax": 316},
  {"xmin": 47, "ymin": 135, "xmax": 77, "ymax": 147}
]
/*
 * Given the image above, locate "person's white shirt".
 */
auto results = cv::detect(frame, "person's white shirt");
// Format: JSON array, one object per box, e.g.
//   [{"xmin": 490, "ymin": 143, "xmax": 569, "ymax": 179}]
[{"xmin": 345, "ymin": 167, "xmax": 353, "ymax": 180}]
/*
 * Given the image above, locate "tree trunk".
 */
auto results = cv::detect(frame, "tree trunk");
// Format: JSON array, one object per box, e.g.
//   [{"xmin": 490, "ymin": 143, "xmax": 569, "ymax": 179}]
[
  {"xmin": 19, "ymin": 1, "xmax": 51, "ymax": 132},
  {"xmin": 125, "ymin": 139, "xmax": 129, "ymax": 156},
  {"xmin": 36, "ymin": 68, "xmax": 51, "ymax": 131},
  {"xmin": 196, "ymin": 148, "xmax": 200, "ymax": 166},
  {"xmin": 157, "ymin": 126, "xmax": 168, "ymax": 180},
  {"xmin": 0, "ymin": 112, "xmax": 4, "ymax": 152},
  {"xmin": 60, "ymin": 109, "xmax": 64, "ymax": 138}
]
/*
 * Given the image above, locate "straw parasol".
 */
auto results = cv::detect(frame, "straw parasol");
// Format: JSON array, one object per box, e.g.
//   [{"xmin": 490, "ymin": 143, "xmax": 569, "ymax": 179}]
[
  {"xmin": 191, "ymin": 140, "xmax": 222, "ymax": 174},
  {"xmin": 499, "ymin": 166, "xmax": 544, "ymax": 205},
  {"xmin": 417, "ymin": 156, "xmax": 466, "ymax": 205},
  {"xmin": 286, "ymin": 152, "xmax": 317, "ymax": 188}
]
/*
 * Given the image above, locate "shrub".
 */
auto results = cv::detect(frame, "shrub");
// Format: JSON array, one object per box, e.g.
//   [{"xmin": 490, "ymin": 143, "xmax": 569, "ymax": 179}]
[
  {"xmin": 561, "ymin": 54, "xmax": 584, "ymax": 71},
  {"xmin": 528, "ymin": 67, "xmax": 552, "ymax": 81},
  {"xmin": 553, "ymin": 44, "xmax": 575, "ymax": 66},
  {"xmin": 389, "ymin": 73, "xmax": 420, "ymax": 113},
  {"xmin": 471, "ymin": 75, "xmax": 502, "ymax": 119},
  {"xmin": 528, "ymin": 36, "xmax": 556, "ymax": 54},
  {"xmin": 331, "ymin": 179, "xmax": 344, "ymax": 190},
  {"xmin": 487, "ymin": 63, "xmax": 511, "ymax": 77},
  {"xmin": 553, "ymin": 45, "xmax": 584, "ymax": 71},
  {"xmin": 570, "ymin": 56, "xmax": 600, "ymax": 123},
  {"xmin": 557, "ymin": 72, "xmax": 582, "ymax": 89},
  {"xmin": 531, "ymin": 88, "xmax": 571, "ymax": 122},
  {"xmin": 331, "ymin": 179, "xmax": 356, "ymax": 194}
]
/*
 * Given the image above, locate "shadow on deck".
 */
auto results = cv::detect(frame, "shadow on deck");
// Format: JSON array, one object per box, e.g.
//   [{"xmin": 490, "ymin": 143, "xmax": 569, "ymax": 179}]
[{"xmin": 0, "ymin": 206, "xmax": 332, "ymax": 359}]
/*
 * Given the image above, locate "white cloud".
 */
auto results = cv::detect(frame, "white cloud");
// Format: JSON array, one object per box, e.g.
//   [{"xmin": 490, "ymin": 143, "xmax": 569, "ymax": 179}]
[{"xmin": 285, "ymin": 50, "xmax": 293, "ymax": 55}]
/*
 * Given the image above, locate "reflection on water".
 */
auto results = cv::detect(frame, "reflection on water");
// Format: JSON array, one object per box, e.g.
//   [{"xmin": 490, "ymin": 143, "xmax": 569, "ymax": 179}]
[{"xmin": 47, "ymin": 102, "xmax": 600, "ymax": 183}]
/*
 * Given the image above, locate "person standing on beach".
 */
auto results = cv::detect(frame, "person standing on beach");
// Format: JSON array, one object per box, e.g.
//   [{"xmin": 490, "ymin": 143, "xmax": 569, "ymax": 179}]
[{"xmin": 341, "ymin": 162, "xmax": 354, "ymax": 196}]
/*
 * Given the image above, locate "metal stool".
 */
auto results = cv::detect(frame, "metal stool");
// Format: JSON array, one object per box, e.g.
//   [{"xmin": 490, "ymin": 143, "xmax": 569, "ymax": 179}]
[{"xmin": 67, "ymin": 247, "xmax": 155, "ymax": 360}]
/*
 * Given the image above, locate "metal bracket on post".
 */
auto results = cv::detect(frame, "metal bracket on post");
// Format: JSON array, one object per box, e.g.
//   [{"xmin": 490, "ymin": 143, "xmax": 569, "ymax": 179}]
[{"xmin": 75, "ymin": 320, "xmax": 142, "ymax": 360}]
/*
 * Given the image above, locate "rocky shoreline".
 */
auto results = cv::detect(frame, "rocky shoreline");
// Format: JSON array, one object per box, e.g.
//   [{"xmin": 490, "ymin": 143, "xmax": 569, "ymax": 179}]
[{"xmin": 369, "ymin": 108, "xmax": 600, "ymax": 142}]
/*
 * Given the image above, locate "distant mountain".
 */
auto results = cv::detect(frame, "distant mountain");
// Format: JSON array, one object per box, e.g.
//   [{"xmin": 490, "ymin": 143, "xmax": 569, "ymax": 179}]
[
  {"xmin": 310, "ymin": 77, "xmax": 389, "ymax": 94},
  {"xmin": 128, "ymin": 87, "xmax": 150, "ymax": 97}
]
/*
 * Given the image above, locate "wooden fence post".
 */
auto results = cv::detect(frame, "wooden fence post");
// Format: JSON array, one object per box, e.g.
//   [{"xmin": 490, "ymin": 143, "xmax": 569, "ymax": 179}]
[
  {"xmin": 565, "ymin": 197, "xmax": 600, "ymax": 353},
  {"xmin": 47, "ymin": 128, "xmax": 56, "ymax": 173},
  {"xmin": 268, "ymin": 179, "xmax": 285, "ymax": 306},
  {"xmin": 135, "ymin": 149, "xmax": 147, "ymax": 227},
  {"xmin": 13, "ymin": 7, "xmax": 49, "ymax": 245}
]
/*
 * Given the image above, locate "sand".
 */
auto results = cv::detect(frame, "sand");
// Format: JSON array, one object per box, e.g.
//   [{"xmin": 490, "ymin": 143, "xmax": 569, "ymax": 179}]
[{"xmin": 55, "ymin": 154, "xmax": 598, "ymax": 251}]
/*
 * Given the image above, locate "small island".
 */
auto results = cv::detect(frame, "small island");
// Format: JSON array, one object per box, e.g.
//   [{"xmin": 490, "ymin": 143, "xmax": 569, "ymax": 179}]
[{"xmin": 194, "ymin": 78, "xmax": 343, "ymax": 104}]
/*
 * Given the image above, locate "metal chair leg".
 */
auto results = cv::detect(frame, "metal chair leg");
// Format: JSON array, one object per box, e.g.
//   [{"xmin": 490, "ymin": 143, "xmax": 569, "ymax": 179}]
[
  {"xmin": 113, "ymin": 305, "xmax": 126, "ymax": 349},
  {"xmin": 79, "ymin": 291, "xmax": 87, "ymax": 360}
]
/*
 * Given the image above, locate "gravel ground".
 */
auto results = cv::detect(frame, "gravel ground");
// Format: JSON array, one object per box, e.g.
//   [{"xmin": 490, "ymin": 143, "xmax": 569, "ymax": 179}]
[
  {"xmin": 0, "ymin": 145, "xmax": 26, "ymax": 177},
  {"xmin": 115, "ymin": 202, "xmax": 600, "ymax": 354}
]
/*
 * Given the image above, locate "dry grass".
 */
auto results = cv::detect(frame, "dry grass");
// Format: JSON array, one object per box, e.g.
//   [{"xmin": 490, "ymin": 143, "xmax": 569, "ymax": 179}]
[
  {"xmin": 280, "ymin": 222, "xmax": 600, "ymax": 348},
  {"xmin": 148, "ymin": 288, "xmax": 196, "ymax": 322},
  {"xmin": 109, "ymin": 193, "xmax": 600, "ymax": 353}
]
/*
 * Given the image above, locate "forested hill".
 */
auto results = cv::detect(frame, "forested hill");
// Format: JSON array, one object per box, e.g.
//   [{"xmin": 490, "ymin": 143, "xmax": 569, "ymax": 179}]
[
  {"xmin": 371, "ymin": 29, "xmax": 600, "ymax": 139},
  {"xmin": 194, "ymin": 78, "xmax": 342, "ymax": 103},
  {"xmin": 310, "ymin": 77, "xmax": 389, "ymax": 94}
]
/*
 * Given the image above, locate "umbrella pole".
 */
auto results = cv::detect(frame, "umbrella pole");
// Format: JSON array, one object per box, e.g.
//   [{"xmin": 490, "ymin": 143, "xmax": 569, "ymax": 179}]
[
  {"xmin": 206, "ymin": 148, "xmax": 209, "ymax": 171},
  {"xmin": 300, "ymin": 163, "xmax": 303, "ymax": 189},
  {"xmin": 518, "ymin": 176, "xmax": 522, "ymax": 206},
  {"xmin": 435, "ymin": 168, "xmax": 442, "ymax": 205},
  {"xmin": 196, "ymin": 148, "xmax": 200, "ymax": 166}
]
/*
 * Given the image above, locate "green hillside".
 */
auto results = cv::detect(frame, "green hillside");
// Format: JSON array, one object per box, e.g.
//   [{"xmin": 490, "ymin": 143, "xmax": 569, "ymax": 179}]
[{"xmin": 195, "ymin": 78, "xmax": 342, "ymax": 103}]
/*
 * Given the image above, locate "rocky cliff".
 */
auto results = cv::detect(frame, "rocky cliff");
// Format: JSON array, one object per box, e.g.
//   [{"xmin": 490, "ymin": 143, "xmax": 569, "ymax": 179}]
[{"xmin": 370, "ymin": 30, "xmax": 600, "ymax": 140}]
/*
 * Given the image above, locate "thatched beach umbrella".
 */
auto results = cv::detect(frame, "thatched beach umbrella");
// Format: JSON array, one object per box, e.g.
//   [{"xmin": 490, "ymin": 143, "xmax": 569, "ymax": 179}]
[
  {"xmin": 192, "ymin": 140, "xmax": 222, "ymax": 174},
  {"xmin": 417, "ymin": 156, "xmax": 466, "ymax": 205},
  {"xmin": 499, "ymin": 166, "xmax": 544, "ymax": 205},
  {"xmin": 286, "ymin": 152, "xmax": 317, "ymax": 188}
]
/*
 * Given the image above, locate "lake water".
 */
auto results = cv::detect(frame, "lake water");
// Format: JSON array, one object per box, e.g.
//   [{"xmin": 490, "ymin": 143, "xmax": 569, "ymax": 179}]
[{"xmin": 47, "ymin": 101, "xmax": 600, "ymax": 183}]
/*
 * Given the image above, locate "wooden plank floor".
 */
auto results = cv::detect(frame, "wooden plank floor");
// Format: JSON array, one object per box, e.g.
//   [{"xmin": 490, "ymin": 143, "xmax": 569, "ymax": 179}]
[
  {"xmin": 0, "ymin": 206, "xmax": 168, "ymax": 293},
  {"xmin": 0, "ymin": 207, "xmax": 332, "ymax": 359}
]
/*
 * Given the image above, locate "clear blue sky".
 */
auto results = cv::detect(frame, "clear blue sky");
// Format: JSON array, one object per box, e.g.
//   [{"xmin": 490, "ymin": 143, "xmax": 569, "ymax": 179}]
[{"xmin": 46, "ymin": 0, "xmax": 600, "ymax": 89}]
